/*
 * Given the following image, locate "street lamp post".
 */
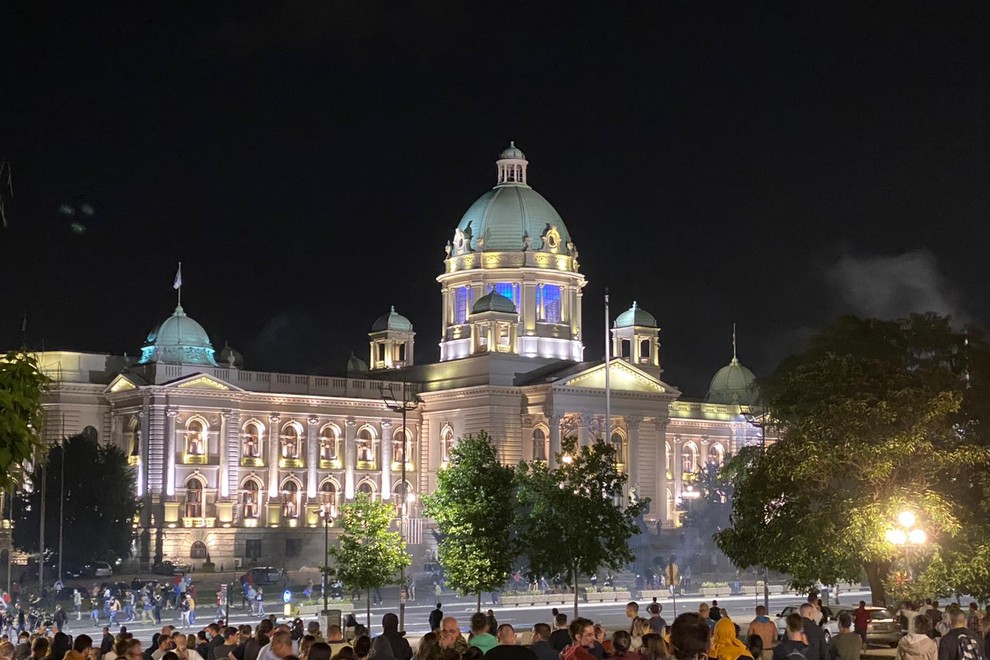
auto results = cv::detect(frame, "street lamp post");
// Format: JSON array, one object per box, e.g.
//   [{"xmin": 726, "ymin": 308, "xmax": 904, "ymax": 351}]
[
  {"xmin": 381, "ymin": 382, "xmax": 418, "ymax": 634},
  {"xmin": 321, "ymin": 503, "xmax": 334, "ymax": 614},
  {"xmin": 886, "ymin": 511, "xmax": 927, "ymax": 578},
  {"xmin": 743, "ymin": 409, "xmax": 771, "ymax": 613}
]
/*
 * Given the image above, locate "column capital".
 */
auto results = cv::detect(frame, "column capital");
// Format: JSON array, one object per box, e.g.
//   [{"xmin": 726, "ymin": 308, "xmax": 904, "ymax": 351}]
[
  {"xmin": 222, "ymin": 409, "xmax": 237, "ymax": 420},
  {"xmin": 626, "ymin": 415, "xmax": 643, "ymax": 429},
  {"xmin": 269, "ymin": 413, "xmax": 281, "ymax": 424},
  {"xmin": 654, "ymin": 417, "xmax": 671, "ymax": 434},
  {"xmin": 345, "ymin": 418, "xmax": 357, "ymax": 428},
  {"xmin": 381, "ymin": 420, "xmax": 392, "ymax": 429},
  {"xmin": 165, "ymin": 406, "xmax": 179, "ymax": 418},
  {"xmin": 307, "ymin": 415, "xmax": 320, "ymax": 426}
]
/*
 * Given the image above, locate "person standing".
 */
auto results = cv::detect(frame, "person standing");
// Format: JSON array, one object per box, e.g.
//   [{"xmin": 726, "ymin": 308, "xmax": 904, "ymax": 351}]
[
  {"xmin": 938, "ymin": 608, "xmax": 985, "ymax": 660},
  {"xmin": 772, "ymin": 614, "xmax": 808, "ymax": 660},
  {"xmin": 468, "ymin": 612, "xmax": 498, "ymax": 655},
  {"xmin": 747, "ymin": 606, "xmax": 777, "ymax": 651},
  {"xmin": 73, "ymin": 591, "xmax": 83, "ymax": 621},
  {"xmin": 853, "ymin": 602, "xmax": 869, "ymax": 646},
  {"xmin": 799, "ymin": 604, "xmax": 827, "ymax": 660},
  {"xmin": 896, "ymin": 615, "xmax": 936, "ymax": 660},
  {"xmin": 562, "ymin": 619, "xmax": 597, "ymax": 660},
  {"xmin": 648, "ymin": 604, "xmax": 667, "ymax": 635},
  {"xmin": 429, "ymin": 604, "xmax": 444, "ymax": 632},
  {"xmin": 829, "ymin": 613, "xmax": 864, "ymax": 660},
  {"xmin": 486, "ymin": 625, "xmax": 538, "ymax": 660}
]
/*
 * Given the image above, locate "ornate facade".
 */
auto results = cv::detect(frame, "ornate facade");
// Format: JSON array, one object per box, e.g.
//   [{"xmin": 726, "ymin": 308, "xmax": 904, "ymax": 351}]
[{"xmin": 26, "ymin": 144, "xmax": 767, "ymax": 569}]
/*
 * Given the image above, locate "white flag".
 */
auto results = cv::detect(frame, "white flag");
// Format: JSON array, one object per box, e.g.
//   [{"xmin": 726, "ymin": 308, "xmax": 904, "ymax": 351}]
[{"xmin": 173, "ymin": 263, "xmax": 182, "ymax": 290}]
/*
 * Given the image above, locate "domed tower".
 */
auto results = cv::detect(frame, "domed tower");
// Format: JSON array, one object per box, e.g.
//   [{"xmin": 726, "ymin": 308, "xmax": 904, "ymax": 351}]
[
  {"xmin": 612, "ymin": 301, "xmax": 661, "ymax": 376},
  {"xmin": 706, "ymin": 328, "xmax": 758, "ymax": 405},
  {"xmin": 438, "ymin": 143, "xmax": 585, "ymax": 362},
  {"xmin": 138, "ymin": 304, "xmax": 218, "ymax": 366},
  {"xmin": 369, "ymin": 306, "xmax": 415, "ymax": 371}
]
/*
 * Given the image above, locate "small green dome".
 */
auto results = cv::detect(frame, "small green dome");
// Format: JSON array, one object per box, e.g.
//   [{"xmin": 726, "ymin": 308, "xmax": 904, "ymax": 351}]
[
  {"xmin": 372, "ymin": 306, "xmax": 413, "ymax": 332},
  {"xmin": 218, "ymin": 341, "xmax": 244, "ymax": 368},
  {"xmin": 472, "ymin": 291, "xmax": 517, "ymax": 314},
  {"xmin": 347, "ymin": 352, "xmax": 369, "ymax": 374},
  {"xmin": 706, "ymin": 357, "xmax": 758, "ymax": 405},
  {"xmin": 614, "ymin": 301, "xmax": 657, "ymax": 328},
  {"xmin": 499, "ymin": 141, "xmax": 526, "ymax": 160},
  {"xmin": 139, "ymin": 305, "xmax": 218, "ymax": 366}
]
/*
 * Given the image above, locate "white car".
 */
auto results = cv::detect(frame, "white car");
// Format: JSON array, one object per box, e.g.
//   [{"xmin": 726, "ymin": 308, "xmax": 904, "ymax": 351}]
[
  {"xmin": 826, "ymin": 607, "xmax": 902, "ymax": 647},
  {"xmin": 776, "ymin": 605, "xmax": 838, "ymax": 642}
]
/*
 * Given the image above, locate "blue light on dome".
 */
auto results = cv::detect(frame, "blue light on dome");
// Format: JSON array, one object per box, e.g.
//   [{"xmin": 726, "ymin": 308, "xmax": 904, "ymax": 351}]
[
  {"xmin": 491, "ymin": 282, "xmax": 519, "ymax": 305},
  {"xmin": 537, "ymin": 284, "xmax": 562, "ymax": 323}
]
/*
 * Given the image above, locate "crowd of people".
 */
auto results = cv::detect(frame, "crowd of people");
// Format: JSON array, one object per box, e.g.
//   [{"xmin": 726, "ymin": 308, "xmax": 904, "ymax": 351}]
[{"xmin": 0, "ymin": 590, "xmax": 987, "ymax": 660}]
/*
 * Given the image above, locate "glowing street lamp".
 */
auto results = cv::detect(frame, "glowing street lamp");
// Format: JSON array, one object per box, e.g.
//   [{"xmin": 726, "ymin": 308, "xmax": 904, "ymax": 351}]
[{"xmin": 887, "ymin": 510, "xmax": 926, "ymax": 578}]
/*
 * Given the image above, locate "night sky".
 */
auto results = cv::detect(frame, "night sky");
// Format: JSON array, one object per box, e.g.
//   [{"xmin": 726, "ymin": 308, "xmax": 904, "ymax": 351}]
[{"xmin": 3, "ymin": 4, "xmax": 989, "ymax": 397}]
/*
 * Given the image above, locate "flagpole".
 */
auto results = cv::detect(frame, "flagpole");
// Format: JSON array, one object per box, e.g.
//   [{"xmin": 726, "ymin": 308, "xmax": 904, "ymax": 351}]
[
  {"xmin": 604, "ymin": 288, "xmax": 611, "ymax": 446},
  {"xmin": 176, "ymin": 262, "xmax": 182, "ymax": 307}
]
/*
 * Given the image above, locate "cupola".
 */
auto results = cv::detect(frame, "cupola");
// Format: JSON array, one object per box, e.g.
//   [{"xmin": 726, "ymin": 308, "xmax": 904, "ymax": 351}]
[
  {"xmin": 612, "ymin": 301, "xmax": 661, "ymax": 376},
  {"xmin": 369, "ymin": 306, "xmax": 415, "ymax": 371}
]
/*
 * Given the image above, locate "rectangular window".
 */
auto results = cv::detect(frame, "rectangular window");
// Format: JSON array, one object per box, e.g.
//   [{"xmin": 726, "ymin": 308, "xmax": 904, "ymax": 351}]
[
  {"xmin": 377, "ymin": 344, "xmax": 385, "ymax": 362},
  {"xmin": 397, "ymin": 344, "xmax": 406, "ymax": 362},
  {"xmin": 491, "ymin": 282, "xmax": 519, "ymax": 306},
  {"xmin": 537, "ymin": 284, "xmax": 563, "ymax": 323},
  {"xmin": 245, "ymin": 539, "xmax": 262, "ymax": 560},
  {"xmin": 621, "ymin": 340, "xmax": 631, "ymax": 358},
  {"xmin": 285, "ymin": 538, "xmax": 302, "ymax": 558},
  {"xmin": 453, "ymin": 287, "xmax": 470, "ymax": 324}
]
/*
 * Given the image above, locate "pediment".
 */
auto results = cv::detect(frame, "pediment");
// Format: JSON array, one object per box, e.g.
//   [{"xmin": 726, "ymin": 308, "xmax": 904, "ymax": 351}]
[
  {"xmin": 105, "ymin": 374, "xmax": 140, "ymax": 394},
  {"xmin": 556, "ymin": 359, "xmax": 678, "ymax": 395},
  {"xmin": 165, "ymin": 373, "xmax": 243, "ymax": 392}
]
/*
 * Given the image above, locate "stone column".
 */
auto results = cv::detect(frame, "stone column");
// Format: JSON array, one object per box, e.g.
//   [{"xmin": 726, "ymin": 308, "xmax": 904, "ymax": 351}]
[
  {"xmin": 626, "ymin": 415, "xmax": 642, "ymax": 492},
  {"xmin": 521, "ymin": 417, "xmax": 535, "ymax": 462},
  {"xmin": 165, "ymin": 406, "xmax": 178, "ymax": 497},
  {"xmin": 219, "ymin": 410, "xmax": 229, "ymax": 498},
  {"xmin": 344, "ymin": 418, "xmax": 356, "ymax": 499},
  {"xmin": 267, "ymin": 414, "xmax": 280, "ymax": 497},
  {"xmin": 136, "ymin": 410, "xmax": 147, "ymax": 498},
  {"xmin": 548, "ymin": 412, "xmax": 562, "ymax": 469},
  {"xmin": 307, "ymin": 416, "xmax": 319, "ymax": 499},
  {"xmin": 577, "ymin": 412, "xmax": 591, "ymax": 447},
  {"xmin": 655, "ymin": 419, "xmax": 669, "ymax": 523},
  {"xmin": 380, "ymin": 420, "xmax": 393, "ymax": 500},
  {"xmin": 226, "ymin": 411, "xmax": 240, "ymax": 498}
]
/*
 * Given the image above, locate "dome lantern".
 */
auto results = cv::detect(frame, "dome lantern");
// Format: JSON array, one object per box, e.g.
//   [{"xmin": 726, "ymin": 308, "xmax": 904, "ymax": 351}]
[
  {"xmin": 139, "ymin": 304, "xmax": 218, "ymax": 367},
  {"xmin": 612, "ymin": 301, "xmax": 661, "ymax": 375},
  {"xmin": 369, "ymin": 306, "xmax": 415, "ymax": 371},
  {"xmin": 706, "ymin": 325, "xmax": 758, "ymax": 405},
  {"xmin": 496, "ymin": 141, "xmax": 528, "ymax": 186}
]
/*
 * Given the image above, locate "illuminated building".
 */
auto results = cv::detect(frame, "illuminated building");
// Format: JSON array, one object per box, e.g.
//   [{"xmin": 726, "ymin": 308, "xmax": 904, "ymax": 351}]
[{"xmin": 27, "ymin": 144, "xmax": 767, "ymax": 568}]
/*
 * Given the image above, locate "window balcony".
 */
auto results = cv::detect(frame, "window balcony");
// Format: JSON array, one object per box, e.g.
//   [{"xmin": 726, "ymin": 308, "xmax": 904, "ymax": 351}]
[
  {"xmin": 319, "ymin": 458, "xmax": 343, "ymax": 469},
  {"xmin": 128, "ymin": 455, "xmax": 140, "ymax": 466},
  {"xmin": 181, "ymin": 517, "xmax": 217, "ymax": 528},
  {"xmin": 391, "ymin": 461, "xmax": 415, "ymax": 473},
  {"xmin": 182, "ymin": 453, "xmax": 210, "ymax": 465},
  {"xmin": 356, "ymin": 460, "xmax": 377, "ymax": 470},
  {"xmin": 278, "ymin": 458, "xmax": 304, "ymax": 469},
  {"xmin": 241, "ymin": 457, "xmax": 265, "ymax": 468}
]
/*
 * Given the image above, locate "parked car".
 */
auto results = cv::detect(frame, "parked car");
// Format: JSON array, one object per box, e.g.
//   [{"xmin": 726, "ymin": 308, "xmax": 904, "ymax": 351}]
[
  {"xmin": 130, "ymin": 577, "xmax": 160, "ymax": 590},
  {"xmin": 152, "ymin": 560, "xmax": 190, "ymax": 575},
  {"xmin": 248, "ymin": 567, "xmax": 282, "ymax": 585},
  {"xmin": 776, "ymin": 605, "xmax": 836, "ymax": 642},
  {"xmin": 82, "ymin": 561, "xmax": 113, "ymax": 578},
  {"xmin": 826, "ymin": 607, "xmax": 902, "ymax": 647}
]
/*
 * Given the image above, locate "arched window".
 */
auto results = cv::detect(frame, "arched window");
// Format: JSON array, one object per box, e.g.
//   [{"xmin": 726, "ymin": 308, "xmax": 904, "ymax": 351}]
[
  {"xmin": 281, "ymin": 480, "xmax": 299, "ymax": 518},
  {"xmin": 393, "ymin": 480, "xmax": 413, "ymax": 514},
  {"xmin": 242, "ymin": 422, "xmax": 263, "ymax": 460},
  {"xmin": 441, "ymin": 426, "xmax": 455, "ymax": 464},
  {"xmin": 81, "ymin": 426, "xmax": 98, "ymax": 443},
  {"xmin": 186, "ymin": 418, "xmax": 207, "ymax": 456},
  {"xmin": 392, "ymin": 428, "xmax": 413, "ymax": 468},
  {"xmin": 280, "ymin": 423, "xmax": 301, "ymax": 460},
  {"xmin": 610, "ymin": 431, "xmax": 626, "ymax": 466},
  {"xmin": 184, "ymin": 477, "xmax": 204, "ymax": 518},
  {"xmin": 319, "ymin": 481, "xmax": 338, "ymax": 516},
  {"xmin": 357, "ymin": 481, "xmax": 376, "ymax": 501},
  {"xmin": 356, "ymin": 427, "xmax": 377, "ymax": 466},
  {"xmin": 665, "ymin": 441, "xmax": 673, "ymax": 478},
  {"xmin": 532, "ymin": 428, "xmax": 548, "ymax": 461},
  {"xmin": 708, "ymin": 443, "xmax": 724, "ymax": 466},
  {"xmin": 240, "ymin": 479, "xmax": 261, "ymax": 519},
  {"xmin": 127, "ymin": 418, "xmax": 141, "ymax": 463},
  {"xmin": 681, "ymin": 442, "xmax": 698, "ymax": 475},
  {"xmin": 320, "ymin": 425, "xmax": 340, "ymax": 462},
  {"xmin": 666, "ymin": 488, "xmax": 675, "ymax": 521},
  {"xmin": 190, "ymin": 540, "xmax": 208, "ymax": 560}
]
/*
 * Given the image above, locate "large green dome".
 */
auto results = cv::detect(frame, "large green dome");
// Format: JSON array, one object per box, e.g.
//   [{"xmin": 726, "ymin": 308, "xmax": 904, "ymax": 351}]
[
  {"xmin": 139, "ymin": 305, "xmax": 218, "ymax": 367},
  {"xmin": 453, "ymin": 144, "xmax": 571, "ymax": 253},
  {"xmin": 706, "ymin": 357, "xmax": 757, "ymax": 405}
]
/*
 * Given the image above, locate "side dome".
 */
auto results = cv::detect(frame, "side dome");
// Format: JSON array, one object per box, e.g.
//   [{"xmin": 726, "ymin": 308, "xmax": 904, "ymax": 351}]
[
  {"xmin": 452, "ymin": 143, "xmax": 571, "ymax": 254},
  {"xmin": 706, "ymin": 357, "xmax": 758, "ymax": 405},
  {"xmin": 218, "ymin": 341, "xmax": 244, "ymax": 369},
  {"xmin": 472, "ymin": 291, "xmax": 517, "ymax": 314},
  {"xmin": 371, "ymin": 306, "xmax": 412, "ymax": 332},
  {"xmin": 139, "ymin": 305, "xmax": 218, "ymax": 366},
  {"xmin": 347, "ymin": 352, "xmax": 369, "ymax": 375},
  {"xmin": 615, "ymin": 301, "xmax": 657, "ymax": 328}
]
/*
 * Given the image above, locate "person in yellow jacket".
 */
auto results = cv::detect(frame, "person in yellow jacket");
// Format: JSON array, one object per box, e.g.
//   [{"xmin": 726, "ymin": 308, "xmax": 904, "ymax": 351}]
[{"xmin": 711, "ymin": 618, "xmax": 753, "ymax": 660}]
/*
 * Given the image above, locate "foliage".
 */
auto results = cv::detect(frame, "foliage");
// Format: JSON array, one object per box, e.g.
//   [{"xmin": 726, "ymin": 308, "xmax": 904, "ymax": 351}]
[
  {"xmin": 516, "ymin": 437, "xmax": 649, "ymax": 614},
  {"xmin": 0, "ymin": 351, "xmax": 49, "ymax": 491},
  {"xmin": 422, "ymin": 431, "xmax": 517, "ymax": 603},
  {"xmin": 329, "ymin": 493, "xmax": 409, "ymax": 592},
  {"xmin": 680, "ymin": 457, "xmax": 733, "ymax": 536},
  {"xmin": 13, "ymin": 434, "xmax": 139, "ymax": 565},
  {"xmin": 715, "ymin": 314, "xmax": 990, "ymax": 606}
]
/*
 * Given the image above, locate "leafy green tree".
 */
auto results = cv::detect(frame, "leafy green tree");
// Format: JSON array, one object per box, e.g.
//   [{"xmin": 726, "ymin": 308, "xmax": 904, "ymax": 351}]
[
  {"xmin": 14, "ymin": 434, "xmax": 139, "ymax": 566},
  {"xmin": 422, "ymin": 430, "xmax": 517, "ymax": 612},
  {"xmin": 716, "ymin": 314, "xmax": 990, "ymax": 605},
  {"xmin": 0, "ymin": 351, "xmax": 48, "ymax": 490},
  {"xmin": 680, "ymin": 457, "xmax": 733, "ymax": 537},
  {"xmin": 329, "ymin": 493, "xmax": 410, "ymax": 627},
  {"xmin": 516, "ymin": 437, "xmax": 649, "ymax": 616}
]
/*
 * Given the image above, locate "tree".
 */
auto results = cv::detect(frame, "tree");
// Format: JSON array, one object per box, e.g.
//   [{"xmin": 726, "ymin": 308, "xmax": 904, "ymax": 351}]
[
  {"xmin": 0, "ymin": 351, "xmax": 48, "ymax": 490},
  {"xmin": 516, "ymin": 437, "xmax": 649, "ymax": 616},
  {"xmin": 680, "ymin": 457, "xmax": 733, "ymax": 537},
  {"xmin": 716, "ymin": 314, "xmax": 990, "ymax": 605},
  {"xmin": 328, "ymin": 493, "xmax": 409, "ymax": 628},
  {"xmin": 13, "ymin": 434, "xmax": 140, "ymax": 566},
  {"xmin": 422, "ymin": 430, "xmax": 517, "ymax": 612}
]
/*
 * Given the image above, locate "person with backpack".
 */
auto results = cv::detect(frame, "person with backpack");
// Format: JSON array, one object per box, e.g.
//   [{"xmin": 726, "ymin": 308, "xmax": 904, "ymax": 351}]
[
  {"xmin": 938, "ymin": 608, "xmax": 986, "ymax": 660},
  {"xmin": 772, "ymin": 614, "xmax": 809, "ymax": 660}
]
